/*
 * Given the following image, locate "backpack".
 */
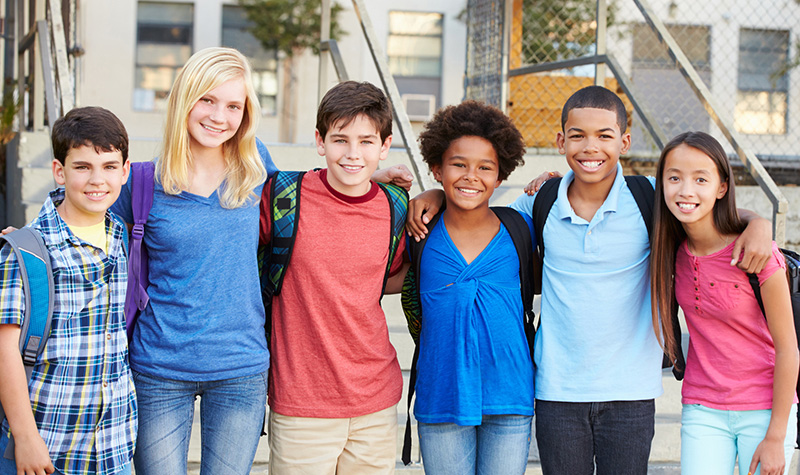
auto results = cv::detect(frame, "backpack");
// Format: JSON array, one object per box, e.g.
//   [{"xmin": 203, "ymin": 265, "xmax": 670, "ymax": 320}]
[
  {"xmin": 124, "ymin": 161, "xmax": 156, "ymax": 339},
  {"xmin": 0, "ymin": 227, "xmax": 54, "ymax": 459},
  {"xmin": 532, "ymin": 175, "xmax": 686, "ymax": 379},
  {"xmin": 400, "ymin": 207, "xmax": 537, "ymax": 465},
  {"xmin": 257, "ymin": 170, "xmax": 408, "ymax": 343},
  {"xmin": 748, "ymin": 247, "xmax": 800, "ymax": 447}
]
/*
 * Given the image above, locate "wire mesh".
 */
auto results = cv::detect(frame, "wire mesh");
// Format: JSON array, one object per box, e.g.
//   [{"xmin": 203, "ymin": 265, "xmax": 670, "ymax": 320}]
[
  {"xmin": 469, "ymin": 0, "xmax": 800, "ymax": 179},
  {"xmin": 464, "ymin": 0, "xmax": 505, "ymax": 108}
]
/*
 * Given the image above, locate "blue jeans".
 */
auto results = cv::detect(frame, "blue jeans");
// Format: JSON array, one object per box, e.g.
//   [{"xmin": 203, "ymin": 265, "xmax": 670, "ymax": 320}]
[
  {"xmin": 681, "ymin": 403, "xmax": 798, "ymax": 475},
  {"xmin": 418, "ymin": 415, "xmax": 533, "ymax": 475},
  {"xmin": 132, "ymin": 369, "xmax": 267, "ymax": 475},
  {"xmin": 534, "ymin": 399, "xmax": 655, "ymax": 475},
  {"xmin": 0, "ymin": 429, "xmax": 132, "ymax": 475}
]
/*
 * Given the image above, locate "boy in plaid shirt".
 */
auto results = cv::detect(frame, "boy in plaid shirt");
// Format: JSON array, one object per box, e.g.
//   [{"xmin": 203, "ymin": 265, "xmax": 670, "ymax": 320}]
[{"xmin": 0, "ymin": 107, "xmax": 136, "ymax": 475}]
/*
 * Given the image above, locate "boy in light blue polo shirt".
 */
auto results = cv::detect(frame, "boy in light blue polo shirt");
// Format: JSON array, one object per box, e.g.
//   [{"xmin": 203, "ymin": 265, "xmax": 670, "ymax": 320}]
[{"xmin": 508, "ymin": 86, "xmax": 772, "ymax": 474}]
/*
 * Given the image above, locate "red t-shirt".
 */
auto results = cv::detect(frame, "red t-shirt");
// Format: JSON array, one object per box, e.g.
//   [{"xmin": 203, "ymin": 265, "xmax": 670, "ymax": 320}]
[{"xmin": 259, "ymin": 169, "xmax": 405, "ymax": 417}]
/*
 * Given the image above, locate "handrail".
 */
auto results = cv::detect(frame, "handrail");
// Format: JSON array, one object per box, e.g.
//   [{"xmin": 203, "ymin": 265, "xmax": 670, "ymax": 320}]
[{"xmin": 632, "ymin": 0, "xmax": 787, "ymax": 244}]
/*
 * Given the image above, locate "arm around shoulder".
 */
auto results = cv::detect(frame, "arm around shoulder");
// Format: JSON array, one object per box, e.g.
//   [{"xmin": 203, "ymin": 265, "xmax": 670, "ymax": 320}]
[{"xmin": 733, "ymin": 209, "xmax": 772, "ymax": 273}]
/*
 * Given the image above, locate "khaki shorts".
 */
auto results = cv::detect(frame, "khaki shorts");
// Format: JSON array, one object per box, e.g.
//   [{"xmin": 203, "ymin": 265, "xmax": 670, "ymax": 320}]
[{"xmin": 268, "ymin": 405, "xmax": 398, "ymax": 475}]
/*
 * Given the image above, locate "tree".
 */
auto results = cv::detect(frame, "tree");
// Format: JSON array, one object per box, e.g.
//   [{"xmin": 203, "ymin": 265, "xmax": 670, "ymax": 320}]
[{"xmin": 238, "ymin": 0, "xmax": 345, "ymax": 142}]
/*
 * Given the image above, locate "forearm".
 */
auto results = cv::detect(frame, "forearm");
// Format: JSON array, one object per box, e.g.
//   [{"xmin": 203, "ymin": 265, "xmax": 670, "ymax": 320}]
[
  {"xmin": 0, "ymin": 326, "xmax": 40, "ymax": 439},
  {"xmin": 766, "ymin": 346, "xmax": 799, "ymax": 441}
]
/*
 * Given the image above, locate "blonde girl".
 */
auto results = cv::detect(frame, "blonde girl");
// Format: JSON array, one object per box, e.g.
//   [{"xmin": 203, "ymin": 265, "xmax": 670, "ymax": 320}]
[
  {"xmin": 111, "ymin": 47, "xmax": 276, "ymax": 475},
  {"xmin": 651, "ymin": 131, "xmax": 798, "ymax": 475}
]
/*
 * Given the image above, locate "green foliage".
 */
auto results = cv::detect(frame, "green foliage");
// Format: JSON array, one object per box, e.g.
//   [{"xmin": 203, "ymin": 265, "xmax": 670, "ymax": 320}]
[
  {"xmin": 238, "ymin": 0, "xmax": 345, "ymax": 57},
  {"xmin": 522, "ymin": 0, "xmax": 617, "ymax": 65}
]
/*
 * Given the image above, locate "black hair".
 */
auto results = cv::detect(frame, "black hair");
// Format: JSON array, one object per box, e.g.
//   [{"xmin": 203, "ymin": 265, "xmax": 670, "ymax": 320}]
[
  {"xmin": 316, "ymin": 81, "xmax": 392, "ymax": 142},
  {"xmin": 419, "ymin": 100, "xmax": 525, "ymax": 182},
  {"xmin": 561, "ymin": 85, "xmax": 628, "ymax": 133}
]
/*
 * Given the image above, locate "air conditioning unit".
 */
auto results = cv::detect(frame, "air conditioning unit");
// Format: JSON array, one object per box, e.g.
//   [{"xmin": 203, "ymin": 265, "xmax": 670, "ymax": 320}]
[{"xmin": 402, "ymin": 94, "xmax": 436, "ymax": 122}]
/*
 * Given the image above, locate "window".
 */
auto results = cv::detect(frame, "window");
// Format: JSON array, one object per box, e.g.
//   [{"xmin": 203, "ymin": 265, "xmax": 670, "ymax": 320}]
[
  {"xmin": 735, "ymin": 28, "xmax": 789, "ymax": 135},
  {"xmin": 221, "ymin": 6, "xmax": 278, "ymax": 116},
  {"xmin": 134, "ymin": 2, "xmax": 193, "ymax": 111},
  {"xmin": 387, "ymin": 11, "xmax": 443, "ymax": 120}
]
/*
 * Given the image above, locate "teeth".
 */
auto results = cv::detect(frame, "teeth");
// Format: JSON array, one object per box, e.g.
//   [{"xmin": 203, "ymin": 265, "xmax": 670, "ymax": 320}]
[
  {"xmin": 87, "ymin": 192, "xmax": 106, "ymax": 197},
  {"xmin": 581, "ymin": 161, "xmax": 603, "ymax": 168},
  {"xmin": 202, "ymin": 124, "xmax": 223, "ymax": 133},
  {"xmin": 342, "ymin": 165, "xmax": 362, "ymax": 170},
  {"xmin": 457, "ymin": 188, "xmax": 479, "ymax": 194},
  {"xmin": 678, "ymin": 203, "xmax": 697, "ymax": 210}
]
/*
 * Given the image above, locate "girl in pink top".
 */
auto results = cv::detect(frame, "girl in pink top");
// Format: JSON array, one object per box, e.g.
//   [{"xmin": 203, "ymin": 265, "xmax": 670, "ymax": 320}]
[{"xmin": 651, "ymin": 131, "xmax": 798, "ymax": 475}]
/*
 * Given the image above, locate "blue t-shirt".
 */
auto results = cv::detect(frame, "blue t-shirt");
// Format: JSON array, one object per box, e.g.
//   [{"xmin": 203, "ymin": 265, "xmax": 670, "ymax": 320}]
[
  {"xmin": 414, "ymin": 212, "xmax": 535, "ymax": 425},
  {"xmin": 509, "ymin": 164, "xmax": 663, "ymax": 401},
  {"xmin": 111, "ymin": 142, "xmax": 279, "ymax": 381}
]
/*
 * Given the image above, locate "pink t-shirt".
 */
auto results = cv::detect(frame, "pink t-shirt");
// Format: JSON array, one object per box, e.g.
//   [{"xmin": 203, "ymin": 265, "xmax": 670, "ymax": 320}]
[
  {"xmin": 259, "ymin": 169, "xmax": 404, "ymax": 418},
  {"xmin": 676, "ymin": 239, "xmax": 793, "ymax": 410}
]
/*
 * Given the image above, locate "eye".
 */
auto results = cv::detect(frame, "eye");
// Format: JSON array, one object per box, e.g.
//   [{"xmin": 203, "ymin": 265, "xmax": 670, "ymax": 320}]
[
  {"xmin": 361, "ymin": 140, "xmax": 374, "ymax": 145},
  {"xmin": 666, "ymin": 175, "xmax": 679, "ymax": 182},
  {"xmin": 105, "ymin": 164, "xmax": 119, "ymax": 170},
  {"xmin": 228, "ymin": 104, "xmax": 241, "ymax": 111},
  {"xmin": 201, "ymin": 97, "xmax": 212, "ymax": 104},
  {"xmin": 334, "ymin": 139, "xmax": 347, "ymax": 144},
  {"xmin": 600, "ymin": 134, "xmax": 613, "ymax": 139},
  {"xmin": 568, "ymin": 133, "xmax": 583, "ymax": 139},
  {"xmin": 696, "ymin": 177, "xmax": 708, "ymax": 184}
]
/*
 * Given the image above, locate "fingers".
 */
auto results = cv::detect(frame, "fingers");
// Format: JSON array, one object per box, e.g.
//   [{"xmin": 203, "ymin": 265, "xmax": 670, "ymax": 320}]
[{"xmin": 1, "ymin": 226, "xmax": 18, "ymax": 235}]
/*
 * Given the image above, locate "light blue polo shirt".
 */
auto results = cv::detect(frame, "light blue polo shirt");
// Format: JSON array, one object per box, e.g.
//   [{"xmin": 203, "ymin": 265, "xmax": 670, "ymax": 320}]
[{"xmin": 510, "ymin": 164, "xmax": 663, "ymax": 402}]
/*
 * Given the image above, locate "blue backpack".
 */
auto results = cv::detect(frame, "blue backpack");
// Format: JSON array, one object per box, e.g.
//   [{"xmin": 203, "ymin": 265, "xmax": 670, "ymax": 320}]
[{"xmin": 0, "ymin": 227, "xmax": 54, "ymax": 459}]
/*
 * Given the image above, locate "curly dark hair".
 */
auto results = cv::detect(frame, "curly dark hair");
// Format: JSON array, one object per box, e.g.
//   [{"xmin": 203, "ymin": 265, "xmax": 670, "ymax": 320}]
[{"xmin": 418, "ymin": 100, "xmax": 525, "ymax": 182}]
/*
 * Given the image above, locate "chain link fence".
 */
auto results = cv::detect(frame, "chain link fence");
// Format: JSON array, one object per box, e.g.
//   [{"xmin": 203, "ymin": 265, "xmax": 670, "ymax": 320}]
[
  {"xmin": 469, "ymin": 0, "xmax": 800, "ymax": 184},
  {"xmin": 464, "ymin": 0, "xmax": 505, "ymax": 108}
]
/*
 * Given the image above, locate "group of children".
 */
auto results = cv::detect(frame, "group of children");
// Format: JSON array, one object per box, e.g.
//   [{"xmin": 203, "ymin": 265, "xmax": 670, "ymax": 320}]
[{"xmin": 0, "ymin": 44, "xmax": 795, "ymax": 475}]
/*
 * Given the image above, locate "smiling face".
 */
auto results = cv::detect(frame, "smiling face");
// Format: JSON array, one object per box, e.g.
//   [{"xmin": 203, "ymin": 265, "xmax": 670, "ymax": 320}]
[
  {"xmin": 316, "ymin": 114, "xmax": 391, "ymax": 196},
  {"xmin": 53, "ymin": 145, "xmax": 130, "ymax": 227},
  {"xmin": 187, "ymin": 77, "xmax": 246, "ymax": 156},
  {"xmin": 431, "ymin": 135, "xmax": 501, "ymax": 214},
  {"xmin": 557, "ymin": 107, "xmax": 630, "ymax": 190},
  {"xmin": 662, "ymin": 143, "xmax": 728, "ymax": 231}
]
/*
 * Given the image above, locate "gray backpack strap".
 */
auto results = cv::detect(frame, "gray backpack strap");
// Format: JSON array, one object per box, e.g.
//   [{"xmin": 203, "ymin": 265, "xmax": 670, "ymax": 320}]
[{"xmin": 0, "ymin": 227, "xmax": 54, "ymax": 460}]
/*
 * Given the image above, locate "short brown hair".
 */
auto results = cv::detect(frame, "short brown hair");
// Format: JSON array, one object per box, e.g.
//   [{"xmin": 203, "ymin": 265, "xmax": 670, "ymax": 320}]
[
  {"xmin": 316, "ymin": 81, "xmax": 392, "ymax": 142},
  {"xmin": 51, "ymin": 106, "xmax": 129, "ymax": 164}
]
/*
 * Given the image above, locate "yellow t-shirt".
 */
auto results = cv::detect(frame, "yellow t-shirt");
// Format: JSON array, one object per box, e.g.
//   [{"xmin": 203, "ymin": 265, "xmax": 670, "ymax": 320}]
[{"xmin": 68, "ymin": 221, "xmax": 107, "ymax": 253}]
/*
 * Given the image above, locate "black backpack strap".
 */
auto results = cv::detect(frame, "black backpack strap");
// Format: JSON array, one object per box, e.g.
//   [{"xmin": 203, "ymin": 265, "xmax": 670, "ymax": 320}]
[
  {"xmin": 532, "ymin": 178, "xmax": 561, "ymax": 295},
  {"xmin": 492, "ymin": 207, "xmax": 536, "ymax": 362},
  {"xmin": 401, "ymin": 211, "xmax": 442, "ymax": 466},
  {"xmin": 624, "ymin": 175, "xmax": 654, "ymax": 243}
]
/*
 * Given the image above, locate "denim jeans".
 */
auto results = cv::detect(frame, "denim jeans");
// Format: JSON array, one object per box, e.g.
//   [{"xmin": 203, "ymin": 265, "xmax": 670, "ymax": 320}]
[
  {"xmin": 0, "ymin": 429, "xmax": 132, "ymax": 475},
  {"xmin": 534, "ymin": 399, "xmax": 655, "ymax": 475},
  {"xmin": 681, "ymin": 403, "xmax": 798, "ymax": 475},
  {"xmin": 131, "ymin": 369, "xmax": 267, "ymax": 475},
  {"xmin": 418, "ymin": 415, "xmax": 533, "ymax": 475}
]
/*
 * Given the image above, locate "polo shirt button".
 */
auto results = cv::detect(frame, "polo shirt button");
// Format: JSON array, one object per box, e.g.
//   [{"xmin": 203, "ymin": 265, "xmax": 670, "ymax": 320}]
[
  {"xmin": 710, "ymin": 282, "xmax": 714, "ymax": 287},
  {"xmin": 103, "ymin": 381, "xmax": 108, "ymax": 388},
  {"xmin": 106, "ymin": 333, "xmax": 111, "ymax": 340},
  {"xmin": 695, "ymin": 306, "xmax": 699, "ymax": 310},
  {"xmin": 694, "ymin": 287, "xmax": 698, "ymax": 291},
  {"xmin": 734, "ymin": 284, "xmax": 739, "ymax": 288},
  {"xmin": 695, "ymin": 296, "xmax": 699, "ymax": 300}
]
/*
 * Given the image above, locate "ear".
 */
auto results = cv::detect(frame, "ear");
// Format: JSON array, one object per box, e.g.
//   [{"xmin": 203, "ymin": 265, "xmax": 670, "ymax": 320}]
[
  {"xmin": 620, "ymin": 133, "xmax": 632, "ymax": 155},
  {"xmin": 52, "ymin": 159, "xmax": 66, "ymax": 186},
  {"xmin": 431, "ymin": 164, "xmax": 442, "ymax": 183},
  {"xmin": 379, "ymin": 135, "xmax": 392, "ymax": 161},
  {"xmin": 716, "ymin": 181, "xmax": 728, "ymax": 200},
  {"xmin": 121, "ymin": 159, "xmax": 131, "ymax": 184},
  {"xmin": 556, "ymin": 131, "xmax": 566, "ymax": 155},
  {"xmin": 315, "ymin": 129, "xmax": 326, "ymax": 157}
]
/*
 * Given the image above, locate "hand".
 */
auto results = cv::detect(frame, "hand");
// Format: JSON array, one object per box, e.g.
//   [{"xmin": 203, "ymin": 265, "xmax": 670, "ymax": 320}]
[
  {"xmin": 524, "ymin": 171, "xmax": 562, "ymax": 195},
  {"xmin": 748, "ymin": 437, "xmax": 785, "ymax": 475},
  {"xmin": 1, "ymin": 226, "xmax": 18, "ymax": 235},
  {"xmin": 372, "ymin": 165, "xmax": 414, "ymax": 191},
  {"xmin": 406, "ymin": 189, "xmax": 445, "ymax": 242},
  {"xmin": 14, "ymin": 430, "xmax": 56, "ymax": 475},
  {"xmin": 733, "ymin": 218, "xmax": 772, "ymax": 273}
]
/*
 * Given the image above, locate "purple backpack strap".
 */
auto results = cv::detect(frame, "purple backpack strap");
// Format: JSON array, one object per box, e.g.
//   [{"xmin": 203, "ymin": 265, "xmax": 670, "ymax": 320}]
[{"xmin": 125, "ymin": 161, "xmax": 155, "ymax": 340}]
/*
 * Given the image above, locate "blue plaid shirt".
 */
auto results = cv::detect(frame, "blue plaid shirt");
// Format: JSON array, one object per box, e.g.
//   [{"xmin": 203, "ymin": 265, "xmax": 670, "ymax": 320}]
[{"xmin": 0, "ymin": 189, "xmax": 136, "ymax": 475}]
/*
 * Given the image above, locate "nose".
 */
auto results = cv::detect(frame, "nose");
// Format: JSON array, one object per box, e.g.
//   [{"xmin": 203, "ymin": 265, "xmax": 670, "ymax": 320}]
[
  {"xmin": 88, "ymin": 167, "xmax": 104, "ymax": 184},
  {"xmin": 583, "ymin": 137, "xmax": 600, "ymax": 153},
  {"xmin": 209, "ymin": 104, "xmax": 225, "ymax": 123},
  {"xmin": 345, "ymin": 143, "xmax": 361, "ymax": 160}
]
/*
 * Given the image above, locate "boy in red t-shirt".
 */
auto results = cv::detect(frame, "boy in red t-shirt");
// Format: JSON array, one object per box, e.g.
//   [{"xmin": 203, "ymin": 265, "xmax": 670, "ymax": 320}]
[{"xmin": 259, "ymin": 81, "xmax": 406, "ymax": 474}]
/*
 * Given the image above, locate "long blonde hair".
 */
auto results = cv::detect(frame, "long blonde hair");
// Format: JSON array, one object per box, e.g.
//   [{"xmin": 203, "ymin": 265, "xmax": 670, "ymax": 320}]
[{"xmin": 159, "ymin": 47, "xmax": 267, "ymax": 208}]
